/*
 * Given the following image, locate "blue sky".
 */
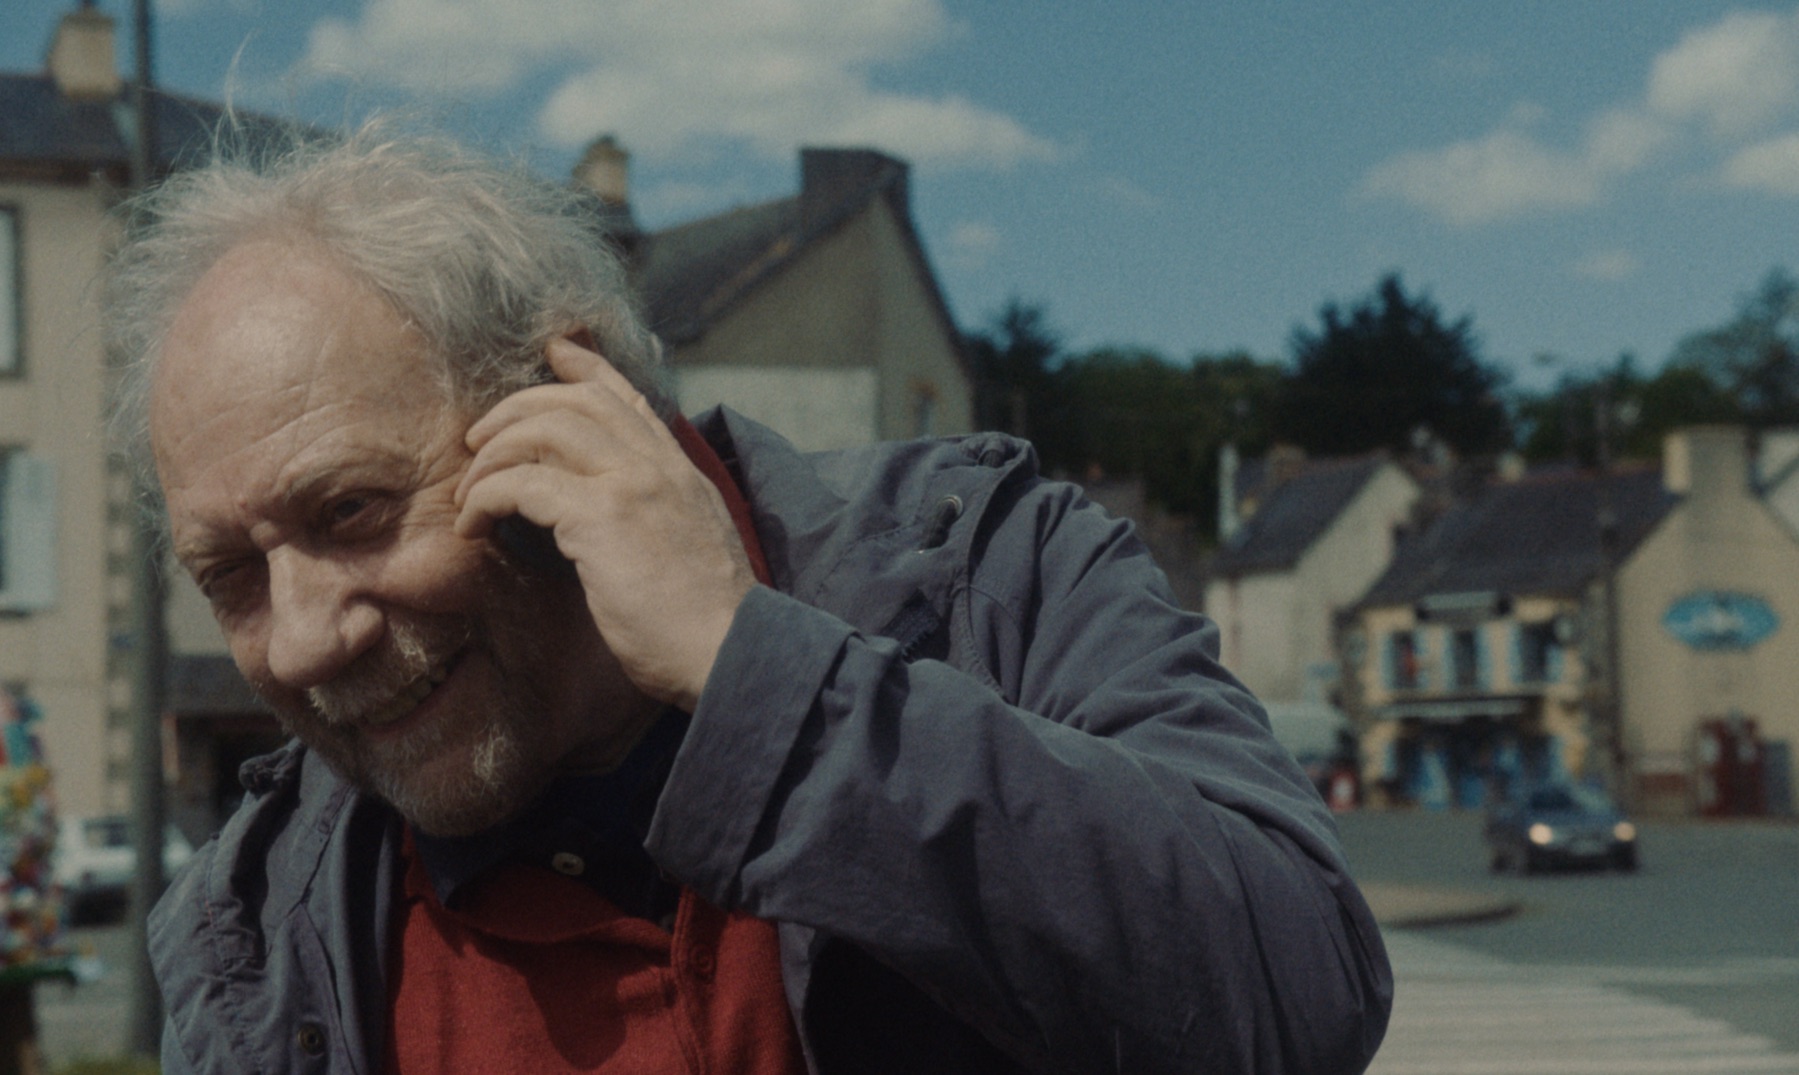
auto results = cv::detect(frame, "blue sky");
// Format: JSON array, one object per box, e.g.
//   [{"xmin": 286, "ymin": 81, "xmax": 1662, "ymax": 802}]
[{"xmin": 8, "ymin": 1, "xmax": 1799, "ymax": 393}]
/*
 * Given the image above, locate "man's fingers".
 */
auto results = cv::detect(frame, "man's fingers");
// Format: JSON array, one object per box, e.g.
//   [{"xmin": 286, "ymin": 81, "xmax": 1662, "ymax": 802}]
[
  {"xmin": 466, "ymin": 348, "xmax": 672, "ymax": 457},
  {"xmin": 452, "ymin": 465, "xmax": 531, "ymax": 541},
  {"xmin": 455, "ymin": 410, "xmax": 640, "ymax": 506},
  {"xmin": 544, "ymin": 335, "xmax": 608, "ymax": 380},
  {"xmin": 546, "ymin": 338, "xmax": 680, "ymax": 448}
]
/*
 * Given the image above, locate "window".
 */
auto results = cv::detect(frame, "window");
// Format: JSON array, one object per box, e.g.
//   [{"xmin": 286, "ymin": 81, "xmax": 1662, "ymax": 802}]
[
  {"xmin": 0, "ymin": 450, "xmax": 56, "ymax": 613},
  {"xmin": 1449, "ymin": 628, "xmax": 1485, "ymax": 690},
  {"xmin": 0, "ymin": 206, "xmax": 18, "ymax": 376},
  {"xmin": 912, "ymin": 383, "xmax": 939, "ymax": 437},
  {"xmin": 1386, "ymin": 631, "xmax": 1423, "ymax": 690},
  {"xmin": 1515, "ymin": 621, "xmax": 1562, "ymax": 684}
]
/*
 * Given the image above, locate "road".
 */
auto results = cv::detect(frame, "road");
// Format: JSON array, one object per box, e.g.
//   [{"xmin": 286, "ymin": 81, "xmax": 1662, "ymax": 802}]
[
  {"xmin": 24, "ymin": 809, "xmax": 1799, "ymax": 1071},
  {"xmin": 33, "ymin": 919, "xmax": 138, "ymax": 1068},
  {"xmin": 1341, "ymin": 808, "xmax": 1799, "ymax": 1073}
]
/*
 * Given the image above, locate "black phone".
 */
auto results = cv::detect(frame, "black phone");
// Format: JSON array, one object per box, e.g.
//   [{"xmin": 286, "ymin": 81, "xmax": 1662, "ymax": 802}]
[
  {"xmin": 487, "ymin": 361, "xmax": 577, "ymax": 577},
  {"xmin": 493, "ymin": 514, "xmax": 576, "ymax": 577}
]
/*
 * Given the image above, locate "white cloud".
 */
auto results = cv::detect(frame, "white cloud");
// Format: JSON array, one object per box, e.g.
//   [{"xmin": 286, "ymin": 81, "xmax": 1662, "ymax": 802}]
[
  {"xmin": 635, "ymin": 177, "xmax": 762, "ymax": 221},
  {"xmin": 941, "ymin": 220, "xmax": 1001, "ymax": 269},
  {"xmin": 1722, "ymin": 132, "xmax": 1799, "ymax": 195},
  {"xmin": 1360, "ymin": 126, "xmax": 1605, "ymax": 226},
  {"xmin": 1573, "ymin": 249, "xmax": 1640, "ymax": 282},
  {"xmin": 1092, "ymin": 175, "xmax": 1161, "ymax": 210},
  {"xmin": 1584, "ymin": 108, "xmax": 1673, "ymax": 174},
  {"xmin": 159, "ymin": 0, "xmax": 260, "ymax": 15},
  {"xmin": 1361, "ymin": 7, "xmax": 1799, "ymax": 225},
  {"xmin": 292, "ymin": 0, "xmax": 1055, "ymax": 170},
  {"xmin": 1646, "ymin": 10, "xmax": 1799, "ymax": 137}
]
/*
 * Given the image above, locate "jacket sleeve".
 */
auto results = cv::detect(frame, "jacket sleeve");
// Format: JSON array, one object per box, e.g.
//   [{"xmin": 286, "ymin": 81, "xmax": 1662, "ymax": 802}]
[{"xmin": 647, "ymin": 477, "xmax": 1393, "ymax": 1074}]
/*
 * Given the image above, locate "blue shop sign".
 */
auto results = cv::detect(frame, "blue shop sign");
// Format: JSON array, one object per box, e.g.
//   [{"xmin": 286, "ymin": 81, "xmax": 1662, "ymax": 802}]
[{"xmin": 1663, "ymin": 591, "xmax": 1780, "ymax": 651}]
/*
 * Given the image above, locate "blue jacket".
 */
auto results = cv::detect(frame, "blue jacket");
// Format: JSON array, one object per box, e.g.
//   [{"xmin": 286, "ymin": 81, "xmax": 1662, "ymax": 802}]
[{"xmin": 150, "ymin": 408, "xmax": 1392, "ymax": 1073}]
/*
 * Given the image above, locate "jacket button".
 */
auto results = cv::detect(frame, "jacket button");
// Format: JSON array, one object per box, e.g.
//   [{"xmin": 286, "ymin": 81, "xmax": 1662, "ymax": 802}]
[
  {"xmin": 919, "ymin": 495, "xmax": 963, "ymax": 550},
  {"xmin": 296, "ymin": 1022, "xmax": 326, "ymax": 1057}
]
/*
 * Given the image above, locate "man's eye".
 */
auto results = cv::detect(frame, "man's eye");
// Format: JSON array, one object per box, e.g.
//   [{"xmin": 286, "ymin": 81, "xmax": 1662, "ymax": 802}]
[
  {"xmin": 198, "ymin": 560, "xmax": 263, "ymax": 609},
  {"xmin": 327, "ymin": 496, "xmax": 370, "ymax": 524}
]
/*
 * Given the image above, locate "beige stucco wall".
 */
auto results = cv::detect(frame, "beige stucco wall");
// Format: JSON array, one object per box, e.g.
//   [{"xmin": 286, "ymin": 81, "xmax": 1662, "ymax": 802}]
[
  {"xmin": 667, "ymin": 200, "xmax": 970, "ymax": 448},
  {"xmin": 1617, "ymin": 432, "xmax": 1799, "ymax": 769},
  {"xmin": 1208, "ymin": 571, "xmax": 1300, "ymax": 700},
  {"xmin": 1354, "ymin": 595, "xmax": 1585, "ymax": 710},
  {"xmin": 667, "ymin": 213, "xmax": 876, "ymax": 376},
  {"xmin": 676, "ymin": 366, "xmax": 876, "ymax": 452},
  {"xmin": 1206, "ymin": 463, "xmax": 1418, "ymax": 704},
  {"xmin": 863, "ymin": 201, "xmax": 972, "ymax": 440},
  {"xmin": 0, "ymin": 180, "xmax": 123, "ymax": 816}
]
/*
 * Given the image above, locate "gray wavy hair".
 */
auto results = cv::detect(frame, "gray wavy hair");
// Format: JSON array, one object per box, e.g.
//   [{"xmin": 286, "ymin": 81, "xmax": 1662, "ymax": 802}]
[{"xmin": 106, "ymin": 115, "xmax": 668, "ymax": 507}]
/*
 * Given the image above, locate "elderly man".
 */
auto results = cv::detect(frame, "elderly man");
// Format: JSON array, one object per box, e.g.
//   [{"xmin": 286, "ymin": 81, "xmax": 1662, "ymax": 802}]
[{"xmin": 110, "ymin": 121, "xmax": 1391, "ymax": 1074}]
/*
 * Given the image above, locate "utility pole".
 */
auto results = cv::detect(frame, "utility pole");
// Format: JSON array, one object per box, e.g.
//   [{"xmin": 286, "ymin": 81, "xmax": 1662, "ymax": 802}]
[
  {"xmin": 125, "ymin": 0, "xmax": 169, "ymax": 1057},
  {"xmin": 1592, "ymin": 383, "xmax": 1630, "ymax": 810}
]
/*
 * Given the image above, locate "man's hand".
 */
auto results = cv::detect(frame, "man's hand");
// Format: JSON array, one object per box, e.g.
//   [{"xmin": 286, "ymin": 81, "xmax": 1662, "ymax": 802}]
[{"xmin": 453, "ymin": 337, "xmax": 757, "ymax": 712}]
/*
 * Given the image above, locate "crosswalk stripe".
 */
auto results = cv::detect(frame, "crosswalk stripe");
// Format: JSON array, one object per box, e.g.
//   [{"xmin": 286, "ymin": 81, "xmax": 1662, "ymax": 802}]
[{"xmin": 1368, "ymin": 931, "xmax": 1799, "ymax": 1075}]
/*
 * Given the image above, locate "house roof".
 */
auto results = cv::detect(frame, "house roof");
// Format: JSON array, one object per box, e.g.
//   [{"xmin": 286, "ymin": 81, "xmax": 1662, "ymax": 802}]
[
  {"xmin": 1357, "ymin": 464, "xmax": 1677, "ymax": 607},
  {"xmin": 633, "ymin": 149, "xmax": 965, "ymax": 374},
  {"xmin": 636, "ymin": 195, "xmax": 802, "ymax": 345},
  {"xmin": 1211, "ymin": 455, "xmax": 1390, "ymax": 575},
  {"xmin": 0, "ymin": 74, "xmax": 248, "ymax": 180},
  {"xmin": 7, "ymin": 65, "xmax": 965, "ymax": 375}
]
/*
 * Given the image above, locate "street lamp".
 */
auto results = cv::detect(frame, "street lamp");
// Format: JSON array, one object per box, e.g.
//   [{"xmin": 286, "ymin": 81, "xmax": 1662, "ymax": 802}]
[{"xmin": 126, "ymin": 0, "xmax": 168, "ymax": 1057}]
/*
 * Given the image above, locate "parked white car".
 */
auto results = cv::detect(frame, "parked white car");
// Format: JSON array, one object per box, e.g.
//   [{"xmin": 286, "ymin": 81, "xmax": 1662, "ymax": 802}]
[{"xmin": 52, "ymin": 815, "xmax": 194, "ymax": 923}]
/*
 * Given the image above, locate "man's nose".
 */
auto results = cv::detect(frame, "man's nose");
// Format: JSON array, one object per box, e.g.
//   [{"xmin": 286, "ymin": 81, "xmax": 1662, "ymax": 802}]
[{"xmin": 263, "ymin": 548, "xmax": 384, "ymax": 690}]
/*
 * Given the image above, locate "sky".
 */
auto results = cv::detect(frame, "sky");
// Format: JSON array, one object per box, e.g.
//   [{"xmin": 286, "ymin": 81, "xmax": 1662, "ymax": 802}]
[{"xmin": 8, "ymin": 1, "xmax": 1799, "ymax": 394}]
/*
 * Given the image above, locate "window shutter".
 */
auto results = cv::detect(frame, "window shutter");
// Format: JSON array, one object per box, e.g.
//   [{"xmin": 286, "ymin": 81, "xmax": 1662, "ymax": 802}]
[{"xmin": 0, "ymin": 453, "xmax": 56, "ymax": 612}]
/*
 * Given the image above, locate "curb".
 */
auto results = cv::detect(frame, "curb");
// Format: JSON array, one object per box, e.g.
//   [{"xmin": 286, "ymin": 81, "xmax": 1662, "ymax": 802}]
[{"xmin": 1360, "ymin": 882, "xmax": 1521, "ymax": 929}]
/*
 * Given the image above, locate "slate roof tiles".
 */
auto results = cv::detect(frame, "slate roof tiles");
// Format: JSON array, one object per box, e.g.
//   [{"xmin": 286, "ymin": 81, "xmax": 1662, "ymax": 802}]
[
  {"xmin": 1210, "ymin": 455, "xmax": 1390, "ymax": 575},
  {"xmin": 1358, "ymin": 464, "xmax": 1676, "ymax": 607}
]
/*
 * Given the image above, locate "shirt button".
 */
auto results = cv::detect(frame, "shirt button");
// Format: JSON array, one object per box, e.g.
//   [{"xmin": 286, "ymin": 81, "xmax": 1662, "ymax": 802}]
[
  {"xmin": 688, "ymin": 943, "xmax": 717, "ymax": 981},
  {"xmin": 551, "ymin": 852, "xmax": 586, "ymax": 877}
]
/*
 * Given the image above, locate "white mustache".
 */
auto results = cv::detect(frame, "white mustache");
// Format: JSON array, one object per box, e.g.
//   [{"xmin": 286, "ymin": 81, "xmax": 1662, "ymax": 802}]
[{"xmin": 308, "ymin": 618, "xmax": 467, "ymax": 727}]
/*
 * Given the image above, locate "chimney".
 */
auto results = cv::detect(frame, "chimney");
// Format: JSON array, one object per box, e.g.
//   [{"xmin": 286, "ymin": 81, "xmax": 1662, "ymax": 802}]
[
  {"xmin": 46, "ymin": 2, "xmax": 121, "ymax": 102},
  {"xmin": 799, "ymin": 148, "xmax": 905, "ymax": 233},
  {"xmin": 1218, "ymin": 442, "xmax": 1241, "ymax": 544},
  {"xmin": 1663, "ymin": 426, "xmax": 1749, "ymax": 499},
  {"xmin": 1495, "ymin": 451, "xmax": 1526, "ymax": 483},
  {"xmin": 573, "ymin": 135, "xmax": 630, "ymax": 207},
  {"xmin": 1266, "ymin": 444, "xmax": 1307, "ymax": 488}
]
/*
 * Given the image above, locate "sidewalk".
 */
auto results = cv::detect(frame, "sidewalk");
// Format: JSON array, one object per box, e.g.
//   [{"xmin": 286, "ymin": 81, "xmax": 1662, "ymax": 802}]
[{"xmin": 1360, "ymin": 881, "xmax": 1519, "ymax": 929}]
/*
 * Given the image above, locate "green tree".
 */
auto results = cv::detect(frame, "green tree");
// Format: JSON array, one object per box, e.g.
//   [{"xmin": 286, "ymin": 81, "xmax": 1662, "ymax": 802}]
[
  {"xmin": 965, "ymin": 298, "xmax": 1065, "ymax": 440},
  {"xmin": 1667, "ymin": 268, "xmax": 1799, "ymax": 429},
  {"xmin": 1050, "ymin": 347, "xmax": 1201, "ymax": 507},
  {"xmin": 1275, "ymin": 273, "xmax": 1512, "ymax": 457},
  {"xmin": 1516, "ymin": 355, "xmax": 1739, "ymax": 465},
  {"xmin": 1041, "ymin": 347, "xmax": 1286, "ymax": 524},
  {"xmin": 963, "ymin": 301, "xmax": 1288, "ymax": 531}
]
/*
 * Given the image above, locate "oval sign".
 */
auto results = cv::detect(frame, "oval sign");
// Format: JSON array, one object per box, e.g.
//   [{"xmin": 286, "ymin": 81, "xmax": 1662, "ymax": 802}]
[{"xmin": 1663, "ymin": 591, "xmax": 1780, "ymax": 651}]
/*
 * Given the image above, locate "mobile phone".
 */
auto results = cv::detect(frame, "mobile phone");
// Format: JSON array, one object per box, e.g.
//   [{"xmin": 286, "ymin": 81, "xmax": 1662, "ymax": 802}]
[
  {"xmin": 487, "ymin": 360, "xmax": 577, "ymax": 576},
  {"xmin": 493, "ymin": 514, "xmax": 576, "ymax": 577}
]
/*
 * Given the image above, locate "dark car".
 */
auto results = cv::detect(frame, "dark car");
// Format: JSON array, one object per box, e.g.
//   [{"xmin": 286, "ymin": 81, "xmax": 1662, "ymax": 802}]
[{"xmin": 1485, "ymin": 782, "xmax": 1638, "ymax": 873}]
